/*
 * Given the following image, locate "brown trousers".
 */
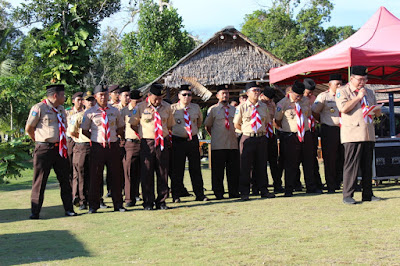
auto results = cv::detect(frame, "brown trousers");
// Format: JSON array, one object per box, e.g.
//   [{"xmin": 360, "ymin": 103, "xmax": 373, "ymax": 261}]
[
  {"xmin": 31, "ymin": 143, "xmax": 73, "ymax": 215},
  {"xmin": 123, "ymin": 140, "xmax": 141, "ymax": 204},
  {"xmin": 321, "ymin": 124, "xmax": 344, "ymax": 190},
  {"xmin": 282, "ymin": 131, "xmax": 316, "ymax": 193},
  {"xmin": 239, "ymin": 135, "xmax": 268, "ymax": 196},
  {"xmin": 72, "ymin": 143, "xmax": 91, "ymax": 205},
  {"xmin": 342, "ymin": 142, "xmax": 374, "ymax": 199},
  {"xmin": 211, "ymin": 149, "xmax": 240, "ymax": 198},
  {"xmin": 140, "ymin": 139, "xmax": 169, "ymax": 208},
  {"xmin": 89, "ymin": 142, "xmax": 123, "ymax": 210},
  {"xmin": 171, "ymin": 135, "xmax": 205, "ymax": 199}
]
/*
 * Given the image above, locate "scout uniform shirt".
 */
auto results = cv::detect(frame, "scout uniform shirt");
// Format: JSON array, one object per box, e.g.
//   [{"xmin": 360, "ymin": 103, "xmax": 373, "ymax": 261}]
[
  {"xmin": 233, "ymin": 99, "xmax": 270, "ymax": 135},
  {"xmin": 312, "ymin": 90, "xmax": 340, "ymax": 127},
  {"xmin": 68, "ymin": 111, "xmax": 90, "ymax": 143},
  {"xmin": 204, "ymin": 103, "xmax": 238, "ymax": 150},
  {"xmin": 275, "ymin": 96, "xmax": 311, "ymax": 133},
  {"xmin": 26, "ymin": 100, "xmax": 67, "ymax": 143},
  {"xmin": 120, "ymin": 104, "xmax": 140, "ymax": 140},
  {"xmin": 265, "ymin": 100, "xmax": 276, "ymax": 122},
  {"xmin": 129, "ymin": 100, "xmax": 175, "ymax": 139},
  {"xmin": 80, "ymin": 103, "xmax": 124, "ymax": 143},
  {"xmin": 171, "ymin": 102, "xmax": 203, "ymax": 138},
  {"xmin": 335, "ymin": 83, "xmax": 377, "ymax": 143},
  {"xmin": 66, "ymin": 107, "xmax": 81, "ymax": 139}
]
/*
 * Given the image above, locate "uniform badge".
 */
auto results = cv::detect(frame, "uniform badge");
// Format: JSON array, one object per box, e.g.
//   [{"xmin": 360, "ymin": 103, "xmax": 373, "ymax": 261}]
[
  {"xmin": 32, "ymin": 111, "xmax": 38, "ymax": 117},
  {"xmin": 330, "ymin": 108, "xmax": 335, "ymax": 113},
  {"xmin": 337, "ymin": 92, "xmax": 341, "ymax": 98},
  {"xmin": 82, "ymin": 116, "xmax": 86, "ymax": 123},
  {"xmin": 314, "ymin": 101, "xmax": 319, "ymax": 104},
  {"xmin": 176, "ymin": 119, "xmax": 181, "ymax": 124},
  {"xmin": 277, "ymin": 106, "xmax": 281, "ymax": 112},
  {"xmin": 235, "ymin": 109, "xmax": 239, "ymax": 114},
  {"xmin": 145, "ymin": 119, "xmax": 152, "ymax": 123},
  {"xmin": 132, "ymin": 109, "xmax": 137, "ymax": 115}
]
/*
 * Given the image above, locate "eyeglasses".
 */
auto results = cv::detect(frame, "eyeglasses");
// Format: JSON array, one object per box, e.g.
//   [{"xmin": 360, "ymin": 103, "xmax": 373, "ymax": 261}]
[
  {"xmin": 249, "ymin": 88, "xmax": 261, "ymax": 93},
  {"xmin": 181, "ymin": 93, "xmax": 192, "ymax": 97},
  {"xmin": 353, "ymin": 76, "xmax": 368, "ymax": 83}
]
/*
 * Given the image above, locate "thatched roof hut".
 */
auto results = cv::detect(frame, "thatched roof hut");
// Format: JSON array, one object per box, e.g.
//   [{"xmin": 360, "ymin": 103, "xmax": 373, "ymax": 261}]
[{"xmin": 140, "ymin": 26, "xmax": 286, "ymax": 106}]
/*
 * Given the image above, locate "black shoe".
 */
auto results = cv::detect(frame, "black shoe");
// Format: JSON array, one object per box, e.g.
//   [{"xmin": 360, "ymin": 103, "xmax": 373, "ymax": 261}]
[
  {"xmin": 88, "ymin": 208, "xmax": 97, "ymax": 214},
  {"xmin": 251, "ymin": 190, "xmax": 260, "ymax": 196},
  {"xmin": 229, "ymin": 194, "xmax": 240, "ymax": 199},
  {"xmin": 362, "ymin": 196, "xmax": 381, "ymax": 202},
  {"xmin": 29, "ymin": 213, "xmax": 39, "ymax": 219},
  {"xmin": 274, "ymin": 187, "xmax": 285, "ymax": 194},
  {"xmin": 100, "ymin": 201, "xmax": 110, "ymax": 209},
  {"xmin": 180, "ymin": 190, "xmax": 193, "ymax": 197},
  {"xmin": 306, "ymin": 189, "xmax": 323, "ymax": 194},
  {"xmin": 173, "ymin": 198, "xmax": 181, "ymax": 203},
  {"xmin": 73, "ymin": 197, "xmax": 80, "ymax": 207},
  {"xmin": 215, "ymin": 195, "xmax": 225, "ymax": 200},
  {"xmin": 115, "ymin": 207, "xmax": 127, "ymax": 212},
  {"xmin": 65, "ymin": 211, "xmax": 77, "ymax": 217},
  {"xmin": 284, "ymin": 192, "xmax": 293, "ymax": 197},
  {"xmin": 327, "ymin": 189, "xmax": 336, "ymax": 194},
  {"xmin": 143, "ymin": 205, "xmax": 153, "ymax": 211},
  {"xmin": 261, "ymin": 192, "xmax": 276, "ymax": 198},
  {"xmin": 343, "ymin": 197, "xmax": 356, "ymax": 204},
  {"xmin": 240, "ymin": 194, "xmax": 250, "ymax": 201},
  {"xmin": 195, "ymin": 196, "xmax": 209, "ymax": 201},
  {"xmin": 125, "ymin": 202, "xmax": 135, "ymax": 207},
  {"xmin": 79, "ymin": 204, "xmax": 88, "ymax": 210},
  {"xmin": 156, "ymin": 203, "xmax": 169, "ymax": 210},
  {"xmin": 294, "ymin": 186, "xmax": 303, "ymax": 192}
]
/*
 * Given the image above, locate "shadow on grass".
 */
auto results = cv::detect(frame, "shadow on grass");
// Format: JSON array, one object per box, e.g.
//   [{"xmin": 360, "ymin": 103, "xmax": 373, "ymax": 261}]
[
  {"xmin": 0, "ymin": 230, "xmax": 91, "ymax": 265},
  {"xmin": 0, "ymin": 179, "xmax": 33, "ymax": 192},
  {"xmin": 0, "ymin": 205, "xmax": 75, "ymax": 224}
]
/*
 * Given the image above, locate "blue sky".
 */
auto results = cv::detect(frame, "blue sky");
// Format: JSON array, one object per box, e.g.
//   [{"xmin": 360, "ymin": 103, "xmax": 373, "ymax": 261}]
[{"xmin": 11, "ymin": 0, "xmax": 400, "ymax": 41}]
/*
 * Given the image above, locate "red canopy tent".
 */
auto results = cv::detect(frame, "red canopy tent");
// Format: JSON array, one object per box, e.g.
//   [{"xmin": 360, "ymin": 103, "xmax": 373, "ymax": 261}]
[{"xmin": 269, "ymin": 6, "xmax": 400, "ymax": 85}]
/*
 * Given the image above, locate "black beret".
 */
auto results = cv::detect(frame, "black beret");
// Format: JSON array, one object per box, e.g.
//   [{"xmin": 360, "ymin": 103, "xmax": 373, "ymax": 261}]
[
  {"xmin": 83, "ymin": 91, "xmax": 94, "ymax": 100},
  {"xmin": 351, "ymin": 65, "xmax": 368, "ymax": 76},
  {"xmin": 72, "ymin": 92, "xmax": 83, "ymax": 100},
  {"xmin": 216, "ymin": 85, "xmax": 227, "ymax": 92},
  {"xmin": 178, "ymin": 84, "xmax": 191, "ymax": 92},
  {"xmin": 94, "ymin": 85, "xmax": 108, "ymax": 94},
  {"xmin": 245, "ymin": 81, "xmax": 259, "ymax": 91},
  {"xmin": 119, "ymin": 86, "xmax": 130, "ymax": 93},
  {"xmin": 108, "ymin": 84, "xmax": 120, "ymax": 93},
  {"xmin": 150, "ymin": 83, "xmax": 163, "ymax": 96},
  {"xmin": 130, "ymin": 90, "xmax": 141, "ymax": 100},
  {"xmin": 263, "ymin": 86, "xmax": 275, "ymax": 99},
  {"xmin": 292, "ymin": 81, "xmax": 305, "ymax": 94},
  {"xmin": 329, "ymin": 73, "xmax": 342, "ymax": 81},
  {"xmin": 46, "ymin": 84, "xmax": 65, "ymax": 93},
  {"xmin": 239, "ymin": 90, "xmax": 247, "ymax": 97},
  {"xmin": 303, "ymin": 78, "xmax": 316, "ymax": 91}
]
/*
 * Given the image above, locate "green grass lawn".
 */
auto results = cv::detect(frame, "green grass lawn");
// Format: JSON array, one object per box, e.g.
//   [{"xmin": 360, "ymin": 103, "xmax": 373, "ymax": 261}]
[{"xmin": 1, "ymin": 164, "xmax": 400, "ymax": 265}]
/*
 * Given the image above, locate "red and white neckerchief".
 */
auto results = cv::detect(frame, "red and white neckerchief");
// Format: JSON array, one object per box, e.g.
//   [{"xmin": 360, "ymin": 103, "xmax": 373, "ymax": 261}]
[
  {"xmin": 43, "ymin": 99, "xmax": 67, "ymax": 158},
  {"xmin": 152, "ymin": 106, "xmax": 164, "ymax": 150},
  {"xmin": 183, "ymin": 105, "xmax": 192, "ymax": 140},
  {"xmin": 223, "ymin": 105, "xmax": 230, "ymax": 130},
  {"xmin": 361, "ymin": 96, "xmax": 375, "ymax": 124},
  {"xmin": 168, "ymin": 129, "xmax": 173, "ymax": 147},
  {"xmin": 250, "ymin": 103, "xmax": 262, "ymax": 133},
  {"xmin": 295, "ymin": 102, "xmax": 305, "ymax": 142},
  {"xmin": 308, "ymin": 115, "xmax": 315, "ymax": 132},
  {"xmin": 266, "ymin": 122, "xmax": 274, "ymax": 138},
  {"xmin": 339, "ymin": 112, "xmax": 342, "ymax": 128},
  {"xmin": 99, "ymin": 106, "xmax": 110, "ymax": 148}
]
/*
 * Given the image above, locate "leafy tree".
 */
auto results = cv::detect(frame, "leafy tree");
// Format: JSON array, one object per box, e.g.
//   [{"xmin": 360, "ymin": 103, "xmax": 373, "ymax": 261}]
[
  {"xmin": 13, "ymin": 0, "xmax": 121, "ymax": 85},
  {"xmin": 122, "ymin": 0, "xmax": 196, "ymax": 85},
  {"xmin": 241, "ymin": 0, "xmax": 356, "ymax": 63}
]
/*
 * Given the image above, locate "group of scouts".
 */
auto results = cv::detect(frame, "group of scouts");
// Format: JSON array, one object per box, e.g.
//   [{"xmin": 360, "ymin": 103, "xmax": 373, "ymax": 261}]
[{"xmin": 24, "ymin": 65, "xmax": 381, "ymax": 219}]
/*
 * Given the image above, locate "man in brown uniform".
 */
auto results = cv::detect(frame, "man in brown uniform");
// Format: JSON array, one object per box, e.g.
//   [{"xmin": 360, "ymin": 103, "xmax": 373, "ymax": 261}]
[
  {"xmin": 108, "ymin": 84, "xmax": 120, "ymax": 107},
  {"xmin": 81, "ymin": 85, "xmax": 126, "ymax": 213},
  {"xmin": 336, "ymin": 66, "xmax": 381, "ymax": 204},
  {"xmin": 234, "ymin": 81, "xmax": 275, "ymax": 200},
  {"xmin": 312, "ymin": 74, "xmax": 344, "ymax": 193},
  {"xmin": 116, "ymin": 86, "xmax": 131, "ymax": 111},
  {"xmin": 170, "ymin": 85, "xmax": 208, "ymax": 203},
  {"xmin": 259, "ymin": 86, "xmax": 284, "ymax": 193},
  {"xmin": 204, "ymin": 85, "xmax": 240, "ymax": 200},
  {"xmin": 275, "ymin": 81, "xmax": 321, "ymax": 197},
  {"xmin": 25, "ymin": 84, "xmax": 76, "ymax": 219},
  {"xmin": 130, "ymin": 84, "xmax": 175, "ymax": 210},
  {"xmin": 66, "ymin": 91, "xmax": 83, "ymax": 205},
  {"xmin": 121, "ymin": 90, "xmax": 142, "ymax": 207},
  {"xmin": 69, "ymin": 91, "xmax": 96, "ymax": 210}
]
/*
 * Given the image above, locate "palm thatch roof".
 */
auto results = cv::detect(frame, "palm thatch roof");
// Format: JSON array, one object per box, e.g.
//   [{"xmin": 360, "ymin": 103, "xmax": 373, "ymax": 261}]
[{"xmin": 140, "ymin": 26, "xmax": 286, "ymax": 106}]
